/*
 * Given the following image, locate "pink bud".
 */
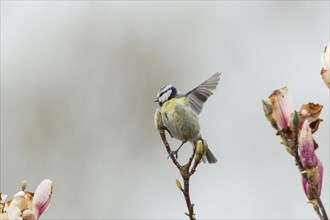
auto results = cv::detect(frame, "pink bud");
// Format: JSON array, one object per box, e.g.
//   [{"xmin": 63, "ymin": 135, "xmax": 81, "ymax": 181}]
[
  {"xmin": 32, "ymin": 179, "xmax": 53, "ymax": 219},
  {"xmin": 302, "ymin": 159, "xmax": 323, "ymax": 200},
  {"xmin": 315, "ymin": 160, "xmax": 323, "ymax": 196},
  {"xmin": 268, "ymin": 87, "xmax": 294, "ymax": 130},
  {"xmin": 298, "ymin": 120, "xmax": 317, "ymax": 169}
]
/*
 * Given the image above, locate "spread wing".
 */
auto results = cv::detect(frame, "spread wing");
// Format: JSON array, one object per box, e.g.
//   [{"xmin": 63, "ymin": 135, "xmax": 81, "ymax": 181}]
[{"xmin": 185, "ymin": 72, "xmax": 221, "ymax": 114}]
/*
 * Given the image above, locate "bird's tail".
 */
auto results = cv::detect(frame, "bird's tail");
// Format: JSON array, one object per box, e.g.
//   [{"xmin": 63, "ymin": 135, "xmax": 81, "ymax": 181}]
[{"xmin": 203, "ymin": 148, "xmax": 218, "ymax": 164}]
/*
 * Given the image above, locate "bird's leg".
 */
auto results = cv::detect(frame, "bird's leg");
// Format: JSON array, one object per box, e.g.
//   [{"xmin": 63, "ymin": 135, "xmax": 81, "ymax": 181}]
[{"xmin": 168, "ymin": 140, "xmax": 187, "ymax": 159}]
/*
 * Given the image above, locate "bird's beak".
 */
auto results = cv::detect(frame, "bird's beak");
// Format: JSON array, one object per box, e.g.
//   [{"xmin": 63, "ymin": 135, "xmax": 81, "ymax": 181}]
[{"xmin": 153, "ymin": 98, "xmax": 159, "ymax": 102}]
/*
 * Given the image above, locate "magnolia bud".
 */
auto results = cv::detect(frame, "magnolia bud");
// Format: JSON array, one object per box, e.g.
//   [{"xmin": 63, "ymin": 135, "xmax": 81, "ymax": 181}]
[
  {"xmin": 21, "ymin": 180, "xmax": 27, "ymax": 191},
  {"xmin": 298, "ymin": 120, "xmax": 317, "ymax": 169},
  {"xmin": 262, "ymin": 99, "xmax": 273, "ymax": 117},
  {"xmin": 196, "ymin": 140, "xmax": 205, "ymax": 158},
  {"xmin": 32, "ymin": 179, "xmax": 53, "ymax": 219},
  {"xmin": 268, "ymin": 87, "xmax": 294, "ymax": 130},
  {"xmin": 292, "ymin": 110, "xmax": 300, "ymax": 132},
  {"xmin": 302, "ymin": 159, "xmax": 323, "ymax": 200},
  {"xmin": 175, "ymin": 179, "xmax": 183, "ymax": 191}
]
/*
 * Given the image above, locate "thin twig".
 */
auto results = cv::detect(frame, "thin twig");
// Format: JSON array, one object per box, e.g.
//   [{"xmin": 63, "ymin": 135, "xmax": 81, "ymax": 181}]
[
  {"xmin": 278, "ymin": 128, "xmax": 329, "ymax": 220},
  {"xmin": 293, "ymin": 149, "xmax": 328, "ymax": 220},
  {"xmin": 158, "ymin": 129, "xmax": 201, "ymax": 220},
  {"xmin": 159, "ymin": 130, "xmax": 181, "ymax": 169},
  {"xmin": 291, "ymin": 127, "xmax": 328, "ymax": 220},
  {"xmin": 183, "ymin": 176, "xmax": 196, "ymax": 220}
]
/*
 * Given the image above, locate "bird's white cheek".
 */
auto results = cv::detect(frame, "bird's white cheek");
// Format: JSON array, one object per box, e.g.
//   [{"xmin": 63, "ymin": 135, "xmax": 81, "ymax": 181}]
[{"xmin": 159, "ymin": 90, "xmax": 172, "ymax": 103}]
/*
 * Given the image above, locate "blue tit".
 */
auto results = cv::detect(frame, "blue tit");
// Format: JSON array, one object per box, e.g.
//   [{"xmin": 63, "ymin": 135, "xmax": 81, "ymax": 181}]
[{"xmin": 154, "ymin": 72, "xmax": 221, "ymax": 164}]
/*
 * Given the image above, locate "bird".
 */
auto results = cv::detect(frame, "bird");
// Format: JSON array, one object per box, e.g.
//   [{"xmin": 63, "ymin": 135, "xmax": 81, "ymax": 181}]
[{"xmin": 154, "ymin": 72, "xmax": 221, "ymax": 163}]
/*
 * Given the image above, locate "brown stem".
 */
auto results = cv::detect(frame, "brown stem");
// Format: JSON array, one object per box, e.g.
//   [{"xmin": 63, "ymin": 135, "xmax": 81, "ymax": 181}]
[
  {"xmin": 289, "ymin": 129, "xmax": 328, "ymax": 220},
  {"xmin": 159, "ymin": 130, "xmax": 181, "ymax": 169},
  {"xmin": 294, "ymin": 152, "xmax": 328, "ymax": 220},
  {"xmin": 183, "ymin": 176, "xmax": 196, "ymax": 220},
  {"xmin": 306, "ymin": 174, "xmax": 327, "ymax": 220},
  {"xmin": 159, "ymin": 129, "xmax": 201, "ymax": 220},
  {"xmin": 313, "ymin": 188, "xmax": 328, "ymax": 220},
  {"xmin": 276, "ymin": 128, "xmax": 328, "ymax": 220},
  {"xmin": 190, "ymin": 153, "xmax": 201, "ymax": 177}
]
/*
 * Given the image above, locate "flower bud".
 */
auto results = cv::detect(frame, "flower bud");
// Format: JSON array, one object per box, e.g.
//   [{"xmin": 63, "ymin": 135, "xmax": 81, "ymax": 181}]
[
  {"xmin": 292, "ymin": 110, "xmax": 300, "ymax": 132},
  {"xmin": 314, "ymin": 160, "xmax": 323, "ymax": 196},
  {"xmin": 175, "ymin": 179, "xmax": 183, "ymax": 191},
  {"xmin": 32, "ymin": 179, "xmax": 53, "ymax": 219},
  {"xmin": 22, "ymin": 180, "xmax": 27, "ymax": 191},
  {"xmin": 298, "ymin": 120, "xmax": 317, "ymax": 169},
  {"xmin": 262, "ymin": 99, "xmax": 273, "ymax": 117},
  {"xmin": 302, "ymin": 159, "xmax": 323, "ymax": 200},
  {"xmin": 268, "ymin": 87, "xmax": 293, "ymax": 130},
  {"xmin": 321, "ymin": 42, "xmax": 329, "ymax": 88},
  {"xmin": 262, "ymin": 99, "xmax": 277, "ymax": 128},
  {"xmin": 196, "ymin": 140, "xmax": 205, "ymax": 159}
]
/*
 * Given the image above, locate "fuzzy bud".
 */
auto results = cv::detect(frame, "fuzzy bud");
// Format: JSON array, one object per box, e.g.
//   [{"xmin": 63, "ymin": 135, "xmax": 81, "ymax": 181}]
[
  {"xmin": 195, "ymin": 140, "xmax": 205, "ymax": 162},
  {"xmin": 268, "ymin": 87, "xmax": 293, "ymax": 130},
  {"xmin": 175, "ymin": 179, "xmax": 183, "ymax": 191},
  {"xmin": 21, "ymin": 180, "xmax": 27, "ymax": 191},
  {"xmin": 292, "ymin": 110, "xmax": 300, "ymax": 132},
  {"xmin": 298, "ymin": 120, "xmax": 317, "ymax": 169},
  {"xmin": 302, "ymin": 159, "xmax": 323, "ymax": 200},
  {"xmin": 262, "ymin": 99, "xmax": 273, "ymax": 117},
  {"xmin": 32, "ymin": 179, "xmax": 53, "ymax": 219}
]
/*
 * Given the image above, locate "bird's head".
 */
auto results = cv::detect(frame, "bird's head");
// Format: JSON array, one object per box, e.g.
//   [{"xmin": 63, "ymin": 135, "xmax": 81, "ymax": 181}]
[{"xmin": 154, "ymin": 85, "xmax": 178, "ymax": 106}]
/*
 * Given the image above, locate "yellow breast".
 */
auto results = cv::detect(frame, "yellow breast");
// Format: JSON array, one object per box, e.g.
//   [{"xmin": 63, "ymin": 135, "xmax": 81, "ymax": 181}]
[
  {"xmin": 161, "ymin": 97, "xmax": 187, "ymax": 113},
  {"xmin": 161, "ymin": 97, "xmax": 200, "ymax": 141}
]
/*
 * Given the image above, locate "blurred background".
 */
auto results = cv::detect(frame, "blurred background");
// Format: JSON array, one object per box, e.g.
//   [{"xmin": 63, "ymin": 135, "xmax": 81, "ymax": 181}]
[{"xmin": 1, "ymin": 1, "xmax": 329, "ymax": 219}]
